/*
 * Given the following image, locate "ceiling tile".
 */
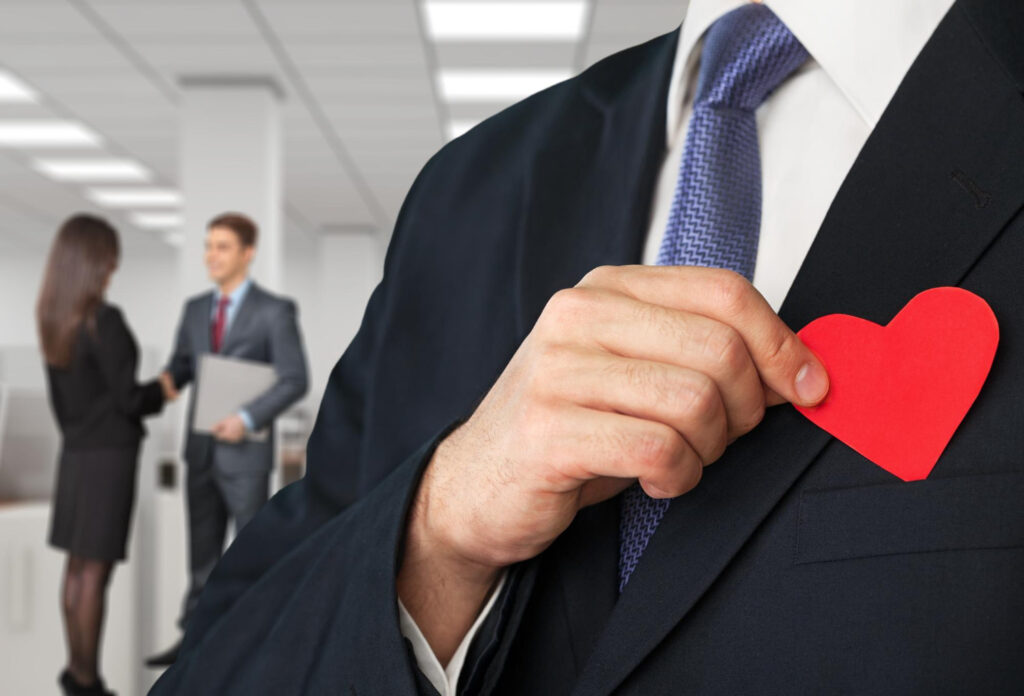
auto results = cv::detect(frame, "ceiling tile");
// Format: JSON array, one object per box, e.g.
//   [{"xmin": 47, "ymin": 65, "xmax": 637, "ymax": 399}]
[{"xmin": 87, "ymin": 2, "xmax": 261, "ymax": 38}]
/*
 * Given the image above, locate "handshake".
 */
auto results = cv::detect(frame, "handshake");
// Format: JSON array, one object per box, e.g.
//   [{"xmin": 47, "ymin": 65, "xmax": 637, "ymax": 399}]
[{"xmin": 159, "ymin": 371, "xmax": 179, "ymax": 402}]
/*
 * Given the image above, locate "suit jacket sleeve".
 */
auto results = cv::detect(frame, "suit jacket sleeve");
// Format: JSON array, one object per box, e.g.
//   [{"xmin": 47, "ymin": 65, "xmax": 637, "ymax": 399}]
[
  {"xmin": 93, "ymin": 305, "xmax": 164, "ymax": 418},
  {"xmin": 161, "ymin": 148, "xmax": 451, "ymax": 687},
  {"xmin": 240, "ymin": 299, "xmax": 309, "ymax": 430},
  {"xmin": 149, "ymin": 425, "xmax": 454, "ymax": 695},
  {"xmin": 166, "ymin": 302, "xmax": 195, "ymax": 389}
]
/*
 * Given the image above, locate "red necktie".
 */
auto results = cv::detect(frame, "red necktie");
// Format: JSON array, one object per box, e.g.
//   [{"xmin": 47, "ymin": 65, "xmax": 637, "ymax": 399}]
[{"xmin": 211, "ymin": 295, "xmax": 231, "ymax": 353}]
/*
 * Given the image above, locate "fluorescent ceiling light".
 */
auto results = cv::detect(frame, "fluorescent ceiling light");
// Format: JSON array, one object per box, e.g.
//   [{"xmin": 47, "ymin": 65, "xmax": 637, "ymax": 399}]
[
  {"xmin": 130, "ymin": 212, "xmax": 182, "ymax": 229},
  {"xmin": 424, "ymin": 2, "xmax": 588, "ymax": 41},
  {"xmin": 0, "ymin": 121, "xmax": 101, "ymax": 147},
  {"xmin": 447, "ymin": 119, "xmax": 479, "ymax": 141},
  {"xmin": 439, "ymin": 69, "xmax": 571, "ymax": 102},
  {"xmin": 33, "ymin": 158, "xmax": 151, "ymax": 182},
  {"xmin": 86, "ymin": 187, "xmax": 181, "ymax": 208},
  {"xmin": 0, "ymin": 71, "xmax": 37, "ymax": 102}
]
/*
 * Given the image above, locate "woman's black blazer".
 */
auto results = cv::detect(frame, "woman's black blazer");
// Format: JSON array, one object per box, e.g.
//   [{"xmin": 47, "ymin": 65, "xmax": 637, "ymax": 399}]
[{"xmin": 45, "ymin": 302, "xmax": 164, "ymax": 450}]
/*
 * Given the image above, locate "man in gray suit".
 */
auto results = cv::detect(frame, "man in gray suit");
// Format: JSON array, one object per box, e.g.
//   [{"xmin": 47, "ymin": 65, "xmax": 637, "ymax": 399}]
[{"xmin": 147, "ymin": 212, "xmax": 308, "ymax": 667}]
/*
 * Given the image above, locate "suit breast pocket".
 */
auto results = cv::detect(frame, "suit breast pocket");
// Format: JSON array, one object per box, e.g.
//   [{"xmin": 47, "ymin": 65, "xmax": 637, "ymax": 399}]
[{"xmin": 794, "ymin": 471, "xmax": 1024, "ymax": 565}]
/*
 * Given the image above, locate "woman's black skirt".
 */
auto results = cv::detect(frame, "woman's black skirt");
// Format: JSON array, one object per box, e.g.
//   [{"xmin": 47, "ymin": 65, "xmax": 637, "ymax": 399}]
[{"xmin": 48, "ymin": 444, "xmax": 140, "ymax": 562}]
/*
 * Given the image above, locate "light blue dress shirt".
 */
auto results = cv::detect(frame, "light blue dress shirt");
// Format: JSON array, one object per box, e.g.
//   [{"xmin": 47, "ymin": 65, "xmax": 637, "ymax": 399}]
[{"xmin": 211, "ymin": 277, "xmax": 256, "ymax": 431}]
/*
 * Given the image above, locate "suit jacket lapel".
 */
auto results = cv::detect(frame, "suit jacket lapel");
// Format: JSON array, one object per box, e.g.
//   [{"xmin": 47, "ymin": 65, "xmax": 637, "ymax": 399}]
[
  {"xmin": 515, "ymin": 29, "xmax": 678, "ymax": 335},
  {"xmin": 512, "ymin": 27, "xmax": 682, "ymax": 669},
  {"xmin": 198, "ymin": 292, "xmax": 214, "ymax": 355},
  {"xmin": 571, "ymin": 3, "xmax": 1024, "ymax": 693}
]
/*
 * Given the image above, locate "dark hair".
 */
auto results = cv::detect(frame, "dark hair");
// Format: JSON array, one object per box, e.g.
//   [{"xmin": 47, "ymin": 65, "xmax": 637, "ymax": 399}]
[
  {"xmin": 208, "ymin": 212, "xmax": 258, "ymax": 247},
  {"xmin": 37, "ymin": 214, "xmax": 120, "ymax": 367}
]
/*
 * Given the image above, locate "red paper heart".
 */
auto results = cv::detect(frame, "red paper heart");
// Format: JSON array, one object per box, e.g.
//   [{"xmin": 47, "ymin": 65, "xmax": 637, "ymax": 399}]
[{"xmin": 794, "ymin": 287, "xmax": 998, "ymax": 481}]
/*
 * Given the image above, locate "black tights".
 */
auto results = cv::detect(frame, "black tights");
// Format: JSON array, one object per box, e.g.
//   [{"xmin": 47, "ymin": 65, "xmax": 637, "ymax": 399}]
[{"xmin": 61, "ymin": 555, "xmax": 114, "ymax": 686}]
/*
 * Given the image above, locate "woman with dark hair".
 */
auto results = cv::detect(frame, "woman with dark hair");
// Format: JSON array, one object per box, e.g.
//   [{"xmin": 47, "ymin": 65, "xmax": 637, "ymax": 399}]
[{"xmin": 37, "ymin": 214, "xmax": 175, "ymax": 696}]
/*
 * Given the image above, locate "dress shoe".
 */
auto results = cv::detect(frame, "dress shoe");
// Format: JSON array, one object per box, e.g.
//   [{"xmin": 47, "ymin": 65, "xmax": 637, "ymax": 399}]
[
  {"xmin": 144, "ymin": 639, "xmax": 181, "ymax": 668},
  {"xmin": 58, "ymin": 669, "xmax": 115, "ymax": 696}
]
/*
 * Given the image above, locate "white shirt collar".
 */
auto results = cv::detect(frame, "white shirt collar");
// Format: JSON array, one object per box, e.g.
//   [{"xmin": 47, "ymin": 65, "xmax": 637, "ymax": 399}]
[{"xmin": 667, "ymin": 0, "xmax": 956, "ymax": 145}]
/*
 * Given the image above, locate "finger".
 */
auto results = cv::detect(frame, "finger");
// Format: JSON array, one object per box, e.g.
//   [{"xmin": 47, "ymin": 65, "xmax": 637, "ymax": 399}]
[
  {"xmin": 578, "ymin": 477, "xmax": 634, "ymax": 508},
  {"xmin": 541, "ymin": 405, "xmax": 703, "ymax": 499},
  {"xmin": 764, "ymin": 386, "xmax": 786, "ymax": 407},
  {"xmin": 578, "ymin": 265, "xmax": 828, "ymax": 407},
  {"xmin": 551, "ymin": 348, "xmax": 729, "ymax": 466},
  {"xmin": 546, "ymin": 289, "xmax": 766, "ymax": 438}
]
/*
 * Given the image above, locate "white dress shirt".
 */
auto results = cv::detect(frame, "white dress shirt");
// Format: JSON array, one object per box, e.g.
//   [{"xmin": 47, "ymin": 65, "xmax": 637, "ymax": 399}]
[{"xmin": 401, "ymin": 0, "xmax": 954, "ymax": 692}]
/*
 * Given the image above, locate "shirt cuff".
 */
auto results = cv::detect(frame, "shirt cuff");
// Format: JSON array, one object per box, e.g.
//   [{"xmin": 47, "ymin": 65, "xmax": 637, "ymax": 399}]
[
  {"xmin": 237, "ymin": 409, "xmax": 255, "ymax": 432},
  {"xmin": 398, "ymin": 571, "xmax": 508, "ymax": 696}
]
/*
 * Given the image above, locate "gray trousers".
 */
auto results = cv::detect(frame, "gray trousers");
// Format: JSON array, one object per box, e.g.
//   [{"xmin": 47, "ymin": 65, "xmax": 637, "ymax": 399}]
[{"xmin": 180, "ymin": 461, "xmax": 269, "ymax": 629}]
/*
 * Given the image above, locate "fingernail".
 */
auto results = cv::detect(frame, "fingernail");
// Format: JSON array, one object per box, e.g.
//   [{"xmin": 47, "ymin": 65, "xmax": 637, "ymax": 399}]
[{"xmin": 795, "ymin": 362, "xmax": 828, "ymax": 405}]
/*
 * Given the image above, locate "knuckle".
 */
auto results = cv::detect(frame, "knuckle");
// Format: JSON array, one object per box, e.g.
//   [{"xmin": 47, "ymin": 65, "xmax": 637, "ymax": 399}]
[
  {"xmin": 760, "ymin": 328, "xmax": 800, "ymax": 373},
  {"xmin": 710, "ymin": 269, "xmax": 752, "ymax": 317},
  {"xmin": 543, "ymin": 287, "xmax": 586, "ymax": 323},
  {"xmin": 665, "ymin": 447, "xmax": 703, "ymax": 497},
  {"xmin": 633, "ymin": 424, "xmax": 682, "ymax": 471},
  {"xmin": 538, "ymin": 288, "xmax": 591, "ymax": 337},
  {"xmin": 685, "ymin": 458, "xmax": 704, "ymax": 492},
  {"xmin": 579, "ymin": 264, "xmax": 617, "ymax": 287},
  {"xmin": 702, "ymin": 324, "xmax": 746, "ymax": 373},
  {"xmin": 707, "ymin": 420, "xmax": 729, "ymax": 463},
  {"xmin": 739, "ymin": 397, "xmax": 767, "ymax": 433},
  {"xmin": 680, "ymin": 372, "xmax": 718, "ymax": 421}
]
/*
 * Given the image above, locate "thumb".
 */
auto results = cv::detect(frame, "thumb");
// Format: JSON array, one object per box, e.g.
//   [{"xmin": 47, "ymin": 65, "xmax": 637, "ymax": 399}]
[{"xmin": 753, "ymin": 329, "xmax": 829, "ymax": 408}]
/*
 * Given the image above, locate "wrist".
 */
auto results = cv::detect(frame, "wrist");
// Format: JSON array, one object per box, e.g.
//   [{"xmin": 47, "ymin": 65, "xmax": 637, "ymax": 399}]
[
  {"xmin": 396, "ymin": 439, "xmax": 504, "ymax": 665},
  {"xmin": 404, "ymin": 440, "xmax": 504, "ymax": 589}
]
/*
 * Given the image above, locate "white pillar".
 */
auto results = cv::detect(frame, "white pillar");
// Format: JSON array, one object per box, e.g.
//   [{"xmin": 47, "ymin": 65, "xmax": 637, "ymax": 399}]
[
  {"xmin": 179, "ymin": 76, "xmax": 283, "ymax": 295},
  {"xmin": 146, "ymin": 76, "xmax": 284, "ymax": 668},
  {"xmin": 312, "ymin": 230, "xmax": 383, "ymax": 398}
]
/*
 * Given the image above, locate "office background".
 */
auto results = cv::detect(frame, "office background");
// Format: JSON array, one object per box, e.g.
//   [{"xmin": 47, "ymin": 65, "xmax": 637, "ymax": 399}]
[{"xmin": 0, "ymin": 1, "xmax": 683, "ymax": 694}]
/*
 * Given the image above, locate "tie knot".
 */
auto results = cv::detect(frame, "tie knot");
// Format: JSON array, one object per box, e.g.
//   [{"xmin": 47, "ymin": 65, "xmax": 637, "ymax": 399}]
[
  {"xmin": 695, "ymin": 3, "xmax": 808, "ymax": 111},
  {"xmin": 218, "ymin": 296, "xmax": 231, "ymax": 310}
]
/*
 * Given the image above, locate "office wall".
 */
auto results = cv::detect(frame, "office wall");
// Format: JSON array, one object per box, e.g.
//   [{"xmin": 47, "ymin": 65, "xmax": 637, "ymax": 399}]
[
  {"xmin": 0, "ymin": 250, "xmax": 48, "ymax": 349},
  {"xmin": 304, "ymin": 232, "xmax": 383, "ymax": 406},
  {"xmin": 0, "ymin": 247, "xmax": 180, "ymax": 363}
]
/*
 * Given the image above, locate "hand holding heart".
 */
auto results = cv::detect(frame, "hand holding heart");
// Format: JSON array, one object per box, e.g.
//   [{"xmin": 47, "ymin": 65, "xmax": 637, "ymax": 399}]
[
  {"xmin": 398, "ymin": 268, "xmax": 997, "ymax": 664},
  {"xmin": 398, "ymin": 265, "xmax": 829, "ymax": 663},
  {"xmin": 418, "ymin": 265, "xmax": 829, "ymax": 568}
]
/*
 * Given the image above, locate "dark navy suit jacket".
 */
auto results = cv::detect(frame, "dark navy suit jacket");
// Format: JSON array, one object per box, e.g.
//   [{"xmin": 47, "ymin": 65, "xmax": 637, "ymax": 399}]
[{"xmin": 152, "ymin": 1, "xmax": 1024, "ymax": 693}]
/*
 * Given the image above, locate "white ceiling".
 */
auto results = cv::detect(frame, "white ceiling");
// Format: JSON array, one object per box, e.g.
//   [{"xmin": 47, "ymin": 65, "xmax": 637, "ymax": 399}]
[{"xmin": 0, "ymin": 0, "xmax": 683, "ymax": 254}]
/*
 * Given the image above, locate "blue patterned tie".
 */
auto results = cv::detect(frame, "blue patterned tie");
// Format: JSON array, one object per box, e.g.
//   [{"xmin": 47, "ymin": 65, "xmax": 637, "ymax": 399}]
[{"xmin": 618, "ymin": 3, "xmax": 808, "ymax": 591}]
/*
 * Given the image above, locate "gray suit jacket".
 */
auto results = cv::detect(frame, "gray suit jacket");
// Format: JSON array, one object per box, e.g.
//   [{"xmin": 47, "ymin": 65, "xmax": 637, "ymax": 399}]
[{"xmin": 166, "ymin": 282, "xmax": 308, "ymax": 474}]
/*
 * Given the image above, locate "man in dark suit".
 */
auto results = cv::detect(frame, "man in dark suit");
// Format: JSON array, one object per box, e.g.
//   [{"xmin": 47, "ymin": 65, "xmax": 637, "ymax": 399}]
[
  {"xmin": 152, "ymin": 0, "xmax": 1023, "ymax": 693},
  {"xmin": 147, "ymin": 213, "xmax": 308, "ymax": 667}
]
